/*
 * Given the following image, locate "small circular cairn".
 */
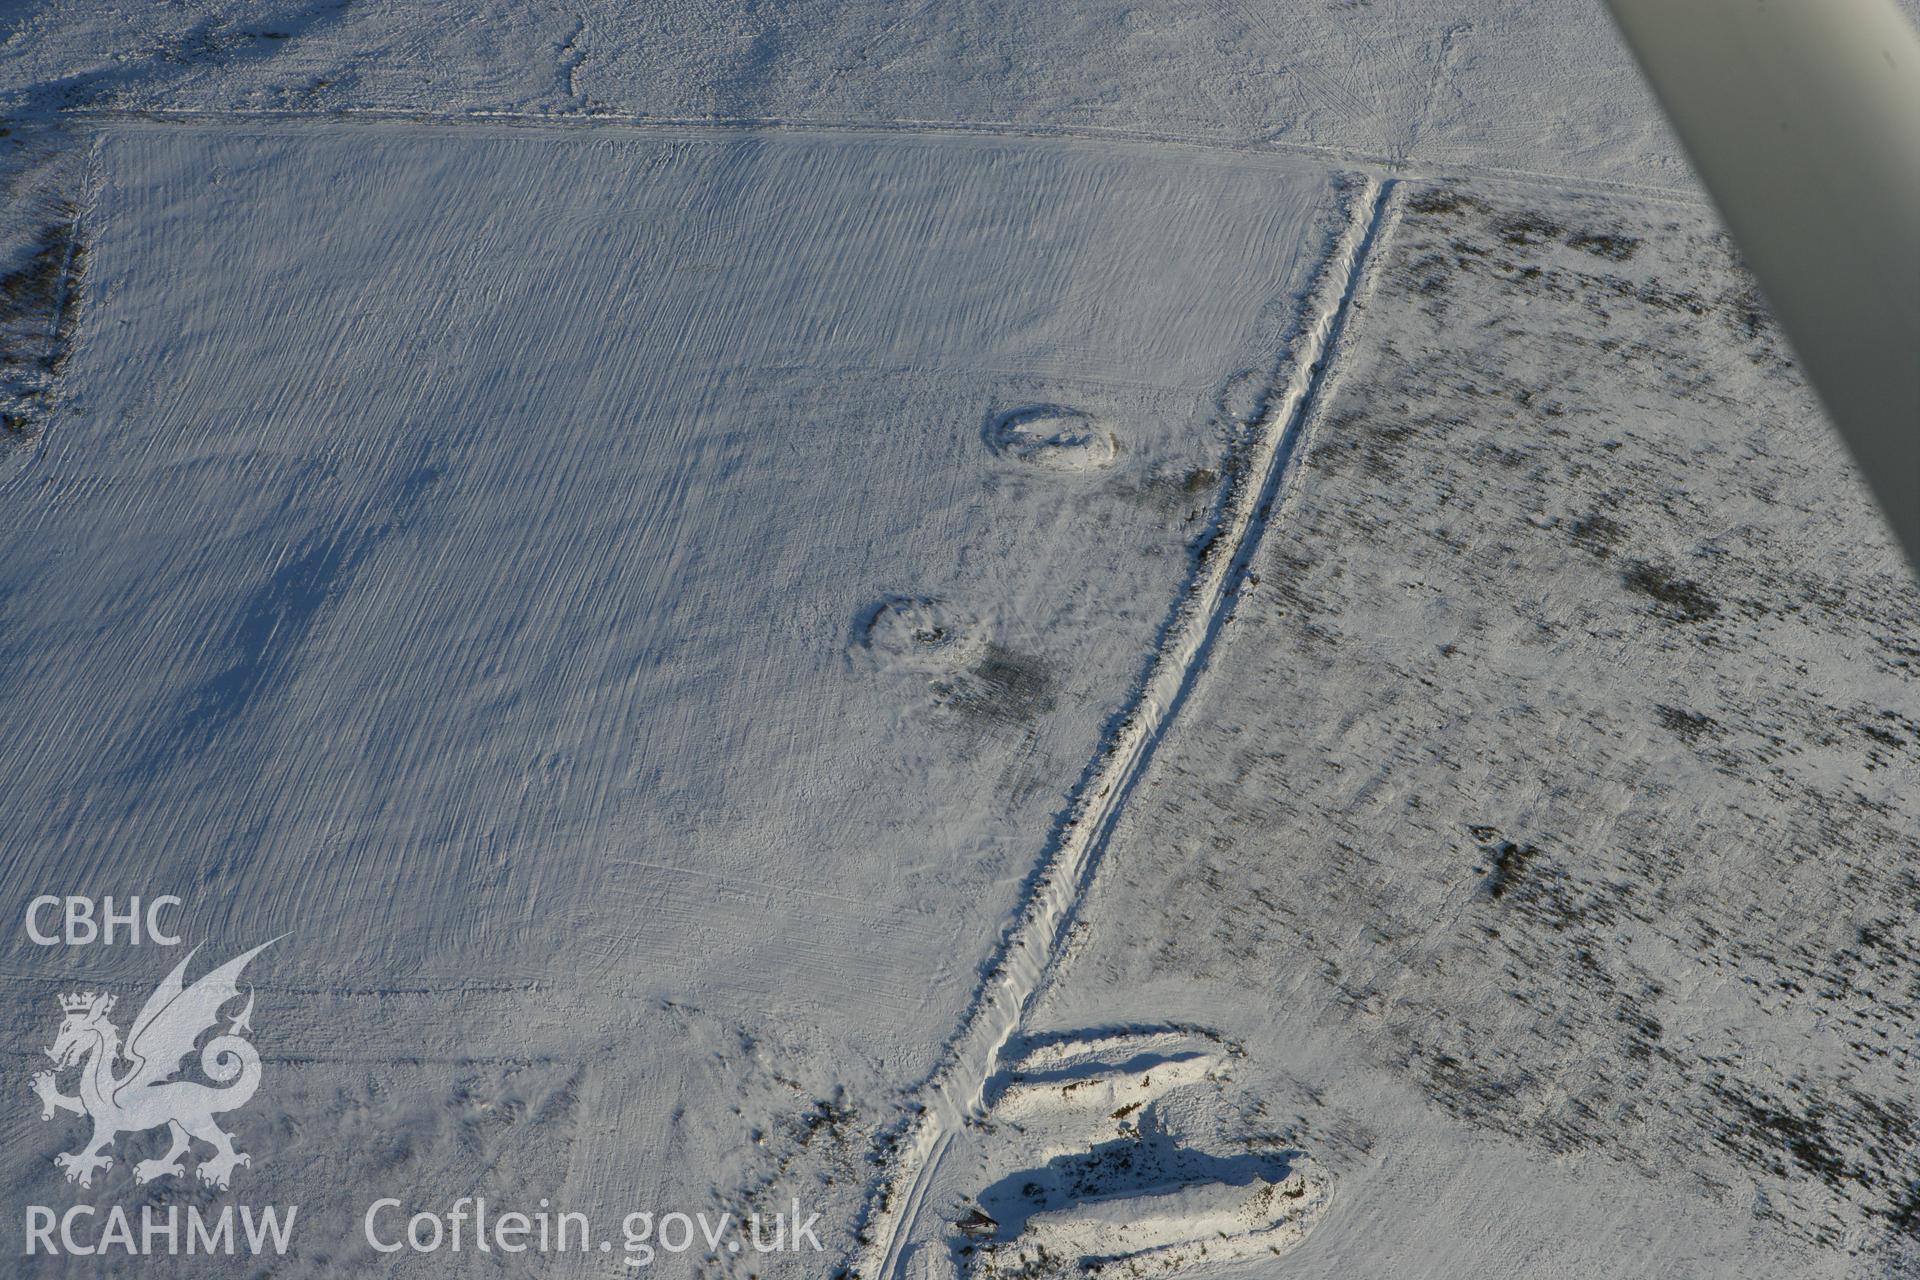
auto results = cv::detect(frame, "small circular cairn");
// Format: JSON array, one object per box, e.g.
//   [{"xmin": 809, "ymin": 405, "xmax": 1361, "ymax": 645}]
[
  {"xmin": 985, "ymin": 405, "xmax": 1118, "ymax": 471},
  {"xmin": 860, "ymin": 596, "xmax": 984, "ymax": 673}
]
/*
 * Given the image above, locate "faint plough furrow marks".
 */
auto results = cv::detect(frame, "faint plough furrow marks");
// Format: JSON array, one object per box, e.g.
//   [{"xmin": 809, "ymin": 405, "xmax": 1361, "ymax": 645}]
[{"xmin": 137, "ymin": 444, "xmax": 443, "ymax": 767}]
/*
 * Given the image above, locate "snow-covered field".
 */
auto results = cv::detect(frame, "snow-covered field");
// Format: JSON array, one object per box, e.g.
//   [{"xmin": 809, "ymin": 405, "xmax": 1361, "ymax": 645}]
[
  {"xmin": 0, "ymin": 115, "xmax": 1341, "ymax": 1273},
  {"xmin": 4, "ymin": 2, "xmax": 1919, "ymax": 1277}
]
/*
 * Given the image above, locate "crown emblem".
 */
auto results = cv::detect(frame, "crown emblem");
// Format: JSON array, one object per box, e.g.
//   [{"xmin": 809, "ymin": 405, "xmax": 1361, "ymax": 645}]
[{"xmin": 59, "ymin": 992, "xmax": 111, "ymax": 1016}]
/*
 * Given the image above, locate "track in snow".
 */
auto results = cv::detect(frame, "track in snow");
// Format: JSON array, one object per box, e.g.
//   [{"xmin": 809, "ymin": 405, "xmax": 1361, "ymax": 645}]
[
  {"xmin": 66, "ymin": 106, "xmax": 1711, "ymax": 208},
  {"xmin": 857, "ymin": 175, "xmax": 1399, "ymax": 1279}
]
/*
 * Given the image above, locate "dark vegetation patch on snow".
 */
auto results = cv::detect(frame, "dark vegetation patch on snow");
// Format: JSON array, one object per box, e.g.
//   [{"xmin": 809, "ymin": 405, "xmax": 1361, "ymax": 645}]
[
  {"xmin": 0, "ymin": 210, "xmax": 84, "ymax": 441},
  {"xmin": 936, "ymin": 644, "xmax": 1059, "ymax": 730},
  {"xmin": 1089, "ymin": 179, "xmax": 1920, "ymax": 1255}
]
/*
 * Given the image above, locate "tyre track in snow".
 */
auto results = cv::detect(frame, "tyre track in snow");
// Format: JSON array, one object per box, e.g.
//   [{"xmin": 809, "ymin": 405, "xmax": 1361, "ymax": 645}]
[{"xmin": 854, "ymin": 175, "xmax": 1401, "ymax": 1280}]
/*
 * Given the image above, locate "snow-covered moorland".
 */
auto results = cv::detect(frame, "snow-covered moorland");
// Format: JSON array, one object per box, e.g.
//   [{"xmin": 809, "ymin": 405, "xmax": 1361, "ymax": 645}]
[
  {"xmin": 4, "ymin": 1, "xmax": 1920, "ymax": 1277},
  {"xmin": 1018, "ymin": 183, "xmax": 1920, "ymax": 1277}
]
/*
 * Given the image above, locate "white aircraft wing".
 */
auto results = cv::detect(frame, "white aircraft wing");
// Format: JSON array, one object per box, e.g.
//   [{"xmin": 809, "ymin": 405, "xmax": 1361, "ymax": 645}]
[{"xmin": 1605, "ymin": 0, "xmax": 1920, "ymax": 569}]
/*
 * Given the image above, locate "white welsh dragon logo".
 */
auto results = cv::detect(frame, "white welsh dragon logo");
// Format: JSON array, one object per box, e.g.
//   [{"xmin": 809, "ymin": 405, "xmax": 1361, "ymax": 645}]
[{"xmin": 30, "ymin": 940, "xmax": 276, "ymax": 1190}]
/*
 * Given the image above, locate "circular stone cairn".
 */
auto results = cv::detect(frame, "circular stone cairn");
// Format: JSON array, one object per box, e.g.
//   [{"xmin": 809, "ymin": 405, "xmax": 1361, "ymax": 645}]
[
  {"xmin": 861, "ymin": 596, "xmax": 984, "ymax": 673},
  {"xmin": 986, "ymin": 405, "xmax": 1119, "ymax": 471}
]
